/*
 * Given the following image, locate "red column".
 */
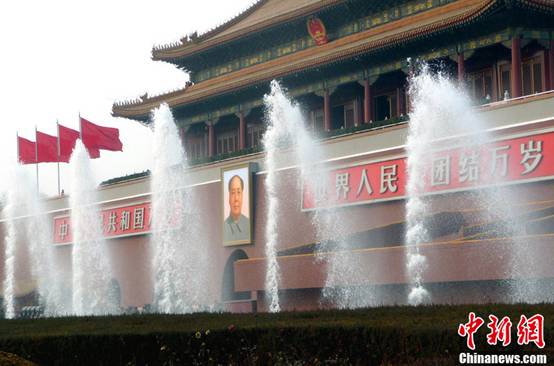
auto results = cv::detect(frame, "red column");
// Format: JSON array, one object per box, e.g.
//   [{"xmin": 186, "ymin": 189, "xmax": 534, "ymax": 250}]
[
  {"xmin": 364, "ymin": 79, "xmax": 372, "ymax": 123},
  {"xmin": 546, "ymin": 40, "xmax": 554, "ymax": 90},
  {"xmin": 511, "ymin": 36, "xmax": 522, "ymax": 98},
  {"xmin": 324, "ymin": 89, "xmax": 331, "ymax": 131},
  {"xmin": 457, "ymin": 52, "xmax": 465, "ymax": 83},
  {"xmin": 207, "ymin": 122, "xmax": 215, "ymax": 157},
  {"xmin": 238, "ymin": 112, "xmax": 246, "ymax": 150}
]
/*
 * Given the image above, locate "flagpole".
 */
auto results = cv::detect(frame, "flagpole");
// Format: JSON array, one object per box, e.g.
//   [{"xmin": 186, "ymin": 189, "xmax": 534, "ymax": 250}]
[
  {"xmin": 56, "ymin": 120, "xmax": 61, "ymax": 196},
  {"xmin": 34, "ymin": 126, "xmax": 39, "ymax": 195}
]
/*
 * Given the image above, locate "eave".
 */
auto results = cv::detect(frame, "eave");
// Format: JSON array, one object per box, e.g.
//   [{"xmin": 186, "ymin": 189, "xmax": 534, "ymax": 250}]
[
  {"xmin": 113, "ymin": 0, "xmax": 500, "ymax": 121},
  {"xmin": 151, "ymin": 0, "xmax": 345, "ymax": 64}
]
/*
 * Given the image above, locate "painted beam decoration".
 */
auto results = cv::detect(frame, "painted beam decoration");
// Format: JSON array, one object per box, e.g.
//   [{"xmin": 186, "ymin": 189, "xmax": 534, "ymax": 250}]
[
  {"xmin": 302, "ymin": 131, "xmax": 554, "ymax": 210},
  {"xmin": 53, "ymin": 202, "xmax": 151, "ymax": 244}
]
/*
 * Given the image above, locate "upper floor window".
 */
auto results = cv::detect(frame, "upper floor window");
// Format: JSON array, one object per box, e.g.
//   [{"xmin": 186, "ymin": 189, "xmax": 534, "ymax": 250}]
[
  {"xmin": 247, "ymin": 123, "xmax": 265, "ymax": 150},
  {"xmin": 497, "ymin": 53, "xmax": 544, "ymax": 100},
  {"xmin": 344, "ymin": 101, "xmax": 356, "ymax": 128},
  {"xmin": 498, "ymin": 62, "xmax": 511, "ymax": 99},
  {"xmin": 522, "ymin": 54, "xmax": 544, "ymax": 96},
  {"xmin": 217, "ymin": 131, "xmax": 238, "ymax": 155},
  {"xmin": 331, "ymin": 100, "xmax": 357, "ymax": 130},
  {"xmin": 374, "ymin": 91, "xmax": 398, "ymax": 121},
  {"xmin": 468, "ymin": 69, "xmax": 493, "ymax": 103},
  {"xmin": 311, "ymin": 109, "xmax": 324, "ymax": 133},
  {"xmin": 188, "ymin": 137, "xmax": 206, "ymax": 160}
]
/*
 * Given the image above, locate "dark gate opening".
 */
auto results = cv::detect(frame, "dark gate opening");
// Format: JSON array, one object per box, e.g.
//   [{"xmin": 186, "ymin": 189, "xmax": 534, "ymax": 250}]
[{"xmin": 221, "ymin": 250, "xmax": 251, "ymax": 301}]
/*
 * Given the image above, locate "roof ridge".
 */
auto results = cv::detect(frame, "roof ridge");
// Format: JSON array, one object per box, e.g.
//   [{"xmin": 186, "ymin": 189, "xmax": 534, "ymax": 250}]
[
  {"xmin": 152, "ymin": 0, "xmax": 345, "ymax": 61},
  {"xmin": 195, "ymin": 0, "xmax": 268, "ymax": 42},
  {"xmin": 152, "ymin": 0, "xmax": 266, "ymax": 53},
  {"xmin": 113, "ymin": 83, "xmax": 192, "ymax": 108}
]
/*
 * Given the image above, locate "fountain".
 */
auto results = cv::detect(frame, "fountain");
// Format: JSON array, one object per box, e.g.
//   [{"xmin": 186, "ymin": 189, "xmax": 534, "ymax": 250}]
[
  {"xmin": 263, "ymin": 81, "xmax": 384, "ymax": 310},
  {"xmin": 28, "ymin": 187, "xmax": 68, "ymax": 316},
  {"xmin": 3, "ymin": 196, "xmax": 17, "ymax": 318},
  {"xmin": 2, "ymin": 164, "xmax": 68, "ymax": 318},
  {"xmin": 2, "ymin": 166, "xmax": 36, "ymax": 318},
  {"xmin": 315, "ymin": 190, "xmax": 380, "ymax": 309},
  {"xmin": 403, "ymin": 64, "xmax": 554, "ymax": 305},
  {"xmin": 70, "ymin": 141, "xmax": 119, "ymax": 315},
  {"xmin": 262, "ymin": 81, "xmax": 321, "ymax": 312},
  {"xmin": 404, "ymin": 66, "xmax": 489, "ymax": 305},
  {"xmin": 150, "ymin": 103, "xmax": 214, "ymax": 313}
]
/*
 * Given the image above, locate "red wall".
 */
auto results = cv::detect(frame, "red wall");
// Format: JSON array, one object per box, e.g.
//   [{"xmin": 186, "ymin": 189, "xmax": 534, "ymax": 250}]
[{"xmin": 2, "ymin": 161, "xmax": 554, "ymax": 311}]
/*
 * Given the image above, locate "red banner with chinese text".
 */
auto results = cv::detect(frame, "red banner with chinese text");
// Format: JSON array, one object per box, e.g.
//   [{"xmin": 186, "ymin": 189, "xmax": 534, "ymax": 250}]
[
  {"xmin": 302, "ymin": 157, "xmax": 406, "ymax": 210},
  {"xmin": 302, "ymin": 131, "xmax": 554, "ymax": 210},
  {"xmin": 53, "ymin": 202, "xmax": 151, "ymax": 244}
]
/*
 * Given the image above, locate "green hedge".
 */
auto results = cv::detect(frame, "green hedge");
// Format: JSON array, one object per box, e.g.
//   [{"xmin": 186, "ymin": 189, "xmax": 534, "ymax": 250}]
[
  {"xmin": 0, "ymin": 304, "xmax": 552, "ymax": 365},
  {"xmin": 0, "ymin": 327, "xmax": 463, "ymax": 365}
]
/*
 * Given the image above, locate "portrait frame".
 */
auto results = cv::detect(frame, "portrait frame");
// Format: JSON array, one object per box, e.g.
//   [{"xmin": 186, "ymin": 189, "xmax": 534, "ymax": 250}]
[{"xmin": 221, "ymin": 162, "xmax": 255, "ymax": 246}]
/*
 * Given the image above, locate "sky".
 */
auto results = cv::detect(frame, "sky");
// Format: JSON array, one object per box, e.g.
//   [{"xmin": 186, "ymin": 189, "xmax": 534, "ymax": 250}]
[{"xmin": 0, "ymin": 0, "xmax": 253, "ymax": 196}]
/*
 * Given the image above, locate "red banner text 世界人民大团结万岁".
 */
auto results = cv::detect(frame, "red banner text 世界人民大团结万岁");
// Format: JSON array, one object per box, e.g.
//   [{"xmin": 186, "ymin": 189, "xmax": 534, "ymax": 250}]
[{"xmin": 302, "ymin": 131, "xmax": 554, "ymax": 210}]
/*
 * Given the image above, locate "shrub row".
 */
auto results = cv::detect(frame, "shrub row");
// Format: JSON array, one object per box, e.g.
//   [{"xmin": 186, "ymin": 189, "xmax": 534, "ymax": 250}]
[{"xmin": 1, "ymin": 303, "xmax": 553, "ymax": 366}]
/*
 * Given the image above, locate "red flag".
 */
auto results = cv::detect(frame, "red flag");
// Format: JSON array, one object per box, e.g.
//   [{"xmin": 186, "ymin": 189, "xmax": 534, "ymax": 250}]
[
  {"xmin": 59, "ymin": 124, "xmax": 79, "ymax": 162},
  {"xmin": 87, "ymin": 146, "xmax": 101, "ymax": 159},
  {"xmin": 81, "ymin": 117, "xmax": 123, "ymax": 152},
  {"xmin": 36, "ymin": 131, "xmax": 58, "ymax": 163},
  {"xmin": 59, "ymin": 124, "xmax": 100, "ymax": 161},
  {"xmin": 17, "ymin": 136, "xmax": 36, "ymax": 164}
]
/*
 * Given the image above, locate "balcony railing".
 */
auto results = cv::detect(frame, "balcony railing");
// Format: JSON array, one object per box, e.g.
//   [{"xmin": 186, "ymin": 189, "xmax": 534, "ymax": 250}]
[
  {"xmin": 188, "ymin": 115, "xmax": 409, "ymax": 166},
  {"xmin": 322, "ymin": 115, "xmax": 408, "ymax": 139}
]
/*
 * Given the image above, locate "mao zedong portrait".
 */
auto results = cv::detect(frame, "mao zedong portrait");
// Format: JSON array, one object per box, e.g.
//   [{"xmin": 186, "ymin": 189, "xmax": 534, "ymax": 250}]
[{"xmin": 224, "ymin": 175, "xmax": 250, "ymax": 243}]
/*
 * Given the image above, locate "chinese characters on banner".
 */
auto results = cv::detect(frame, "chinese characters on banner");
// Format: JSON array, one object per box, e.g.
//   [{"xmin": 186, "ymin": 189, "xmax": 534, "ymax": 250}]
[
  {"xmin": 53, "ymin": 203, "xmax": 151, "ymax": 244},
  {"xmin": 302, "ymin": 158, "xmax": 407, "ymax": 210},
  {"xmin": 458, "ymin": 312, "xmax": 545, "ymax": 350},
  {"xmin": 302, "ymin": 132, "xmax": 554, "ymax": 210}
]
